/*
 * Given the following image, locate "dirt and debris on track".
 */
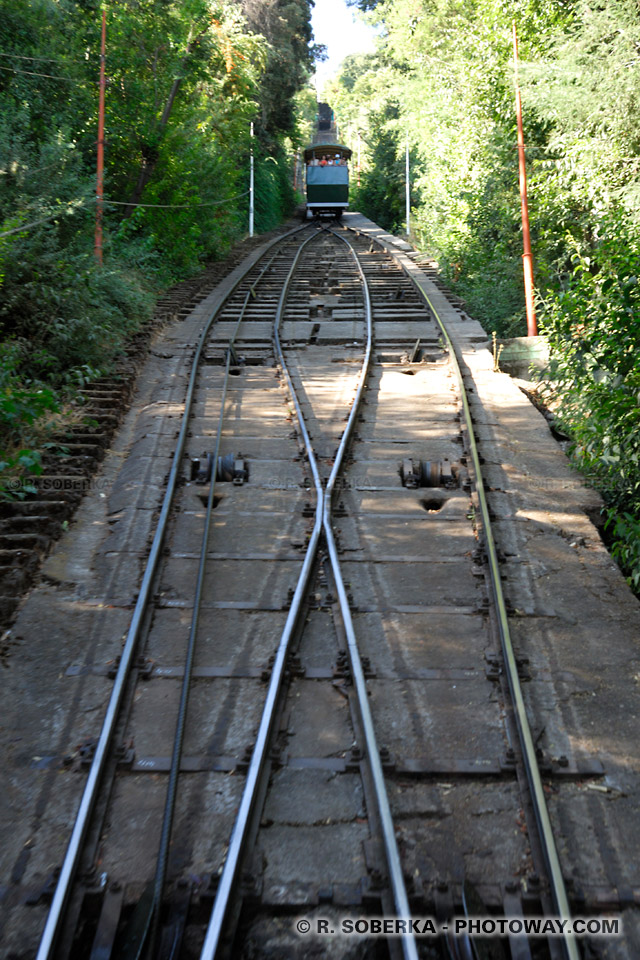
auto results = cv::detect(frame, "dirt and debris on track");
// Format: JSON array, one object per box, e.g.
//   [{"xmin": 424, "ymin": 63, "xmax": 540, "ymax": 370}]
[{"xmin": 0, "ymin": 220, "xmax": 299, "ymax": 637}]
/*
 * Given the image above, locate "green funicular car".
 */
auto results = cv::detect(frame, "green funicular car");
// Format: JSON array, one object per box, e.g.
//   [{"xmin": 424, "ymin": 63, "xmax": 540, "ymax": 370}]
[{"xmin": 304, "ymin": 143, "xmax": 353, "ymax": 219}]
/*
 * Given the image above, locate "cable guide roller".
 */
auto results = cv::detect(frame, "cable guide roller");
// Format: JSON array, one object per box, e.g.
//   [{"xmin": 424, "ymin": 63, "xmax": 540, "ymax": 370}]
[
  {"xmin": 400, "ymin": 458, "xmax": 458, "ymax": 489},
  {"xmin": 191, "ymin": 452, "xmax": 248, "ymax": 485}
]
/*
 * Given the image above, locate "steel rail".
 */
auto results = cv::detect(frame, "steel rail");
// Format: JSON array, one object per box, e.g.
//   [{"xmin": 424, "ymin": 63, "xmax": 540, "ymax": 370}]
[
  {"xmin": 145, "ymin": 345, "xmax": 231, "ymax": 958},
  {"xmin": 346, "ymin": 225, "xmax": 579, "ymax": 960},
  {"xmin": 145, "ymin": 236, "xmax": 301, "ymax": 957},
  {"xmin": 199, "ymin": 228, "xmax": 327, "ymax": 960},
  {"xmin": 200, "ymin": 226, "xmax": 418, "ymax": 960},
  {"xmin": 35, "ymin": 222, "xmax": 314, "ymax": 960},
  {"xmin": 322, "ymin": 229, "xmax": 419, "ymax": 960}
]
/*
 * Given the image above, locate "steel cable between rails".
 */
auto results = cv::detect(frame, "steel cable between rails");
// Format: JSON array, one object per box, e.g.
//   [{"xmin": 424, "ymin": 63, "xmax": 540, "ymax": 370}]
[
  {"xmin": 198, "ymin": 226, "xmax": 327, "ymax": 960},
  {"xmin": 34, "ymin": 220, "xmax": 314, "ymax": 960},
  {"xmin": 345, "ymin": 224, "xmax": 579, "ymax": 960},
  {"xmin": 322, "ymin": 228, "xmax": 419, "ymax": 960}
]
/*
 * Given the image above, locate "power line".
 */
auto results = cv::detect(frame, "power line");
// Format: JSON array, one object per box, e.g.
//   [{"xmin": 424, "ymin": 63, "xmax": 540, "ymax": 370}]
[
  {"xmin": 0, "ymin": 64, "xmax": 86, "ymax": 84},
  {"xmin": 1, "ymin": 159, "xmax": 69, "ymax": 178},
  {"xmin": 0, "ymin": 213, "xmax": 65, "ymax": 239},
  {"xmin": 0, "ymin": 189, "xmax": 250, "ymax": 240},
  {"xmin": 15, "ymin": 159, "xmax": 68, "ymax": 177},
  {"xmin": 0, "ymin": 51, "xmax": 84, "ymax": 65},
  {"xmin": 0, "ymin": 200, "xmax": 90, "ymax": 240},
  {"xmin": 103, "ymin": 191, "xmax": 250, "ymax": 209}
]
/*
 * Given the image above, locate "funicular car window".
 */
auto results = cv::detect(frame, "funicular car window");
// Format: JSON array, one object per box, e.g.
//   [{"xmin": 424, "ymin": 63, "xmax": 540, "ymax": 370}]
[{"xmin": 306, "ymin": 166, "xmax": 349, "ymax": 185}]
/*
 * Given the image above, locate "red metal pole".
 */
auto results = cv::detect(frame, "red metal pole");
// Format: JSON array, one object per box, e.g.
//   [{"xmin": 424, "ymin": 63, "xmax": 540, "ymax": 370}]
[
  {"xmin": 95, "ymin": 10, "xmax": 106, "ymax": 265},
  {"xmin": 513, "ymin": 21, "xmax": 537, "ymax": 336}
]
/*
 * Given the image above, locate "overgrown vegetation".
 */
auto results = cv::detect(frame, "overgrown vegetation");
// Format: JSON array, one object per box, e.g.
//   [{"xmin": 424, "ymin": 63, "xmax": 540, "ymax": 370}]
[
  {"xmin": 331, "ymin": 0, "xmax": 640, "ymax": 587},
  {"xmin": 542, "ymin": 219, "xmax": 640, "ymax": 588},
  {"xmin": 0, "ymin": 0, "xmax": 318, "ymax": 494}
]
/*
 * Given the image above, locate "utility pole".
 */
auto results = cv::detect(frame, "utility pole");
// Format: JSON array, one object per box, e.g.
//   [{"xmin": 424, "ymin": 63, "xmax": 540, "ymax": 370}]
[
  {"xmin": 249, "ymin": 121, "xmax": 254, "ymax": 238},
  {"xmin": 95, "ymin": 9, "xmax": 106, "ymax": 265},
  {"xmin": 405, "ymin": 136, "xmax": 410, "ymax": 236},
  {"xmin": 513, "ymin": 21, "xmax": 537, "ymax": 336}
]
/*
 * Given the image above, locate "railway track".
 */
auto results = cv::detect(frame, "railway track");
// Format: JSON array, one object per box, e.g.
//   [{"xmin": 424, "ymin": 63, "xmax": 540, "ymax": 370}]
[{"xmin": 7, "ymin": 221, "xmax": 625, "ymax": 959}]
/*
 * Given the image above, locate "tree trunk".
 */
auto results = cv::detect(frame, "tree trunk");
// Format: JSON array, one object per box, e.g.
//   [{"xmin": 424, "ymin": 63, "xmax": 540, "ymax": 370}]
[{"xmin": 124, "ymin": 35, "xmax": 200, "ymax": 216}]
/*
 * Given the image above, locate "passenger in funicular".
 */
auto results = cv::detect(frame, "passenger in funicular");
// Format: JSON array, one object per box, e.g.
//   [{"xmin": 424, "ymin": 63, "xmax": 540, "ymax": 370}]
[{"xmin": 309, "ymin": 152, "xmax": 348, "ymax": 168}]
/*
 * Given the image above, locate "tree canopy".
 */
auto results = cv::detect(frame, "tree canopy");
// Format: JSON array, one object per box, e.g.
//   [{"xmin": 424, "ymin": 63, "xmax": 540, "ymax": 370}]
[
  {"xmin": 0, "ymin": 0, "xmax": 317, "ymax": 493},
  {"xmin": 326, "ymin": 0, "xmax": 640, "ymax": 587}
]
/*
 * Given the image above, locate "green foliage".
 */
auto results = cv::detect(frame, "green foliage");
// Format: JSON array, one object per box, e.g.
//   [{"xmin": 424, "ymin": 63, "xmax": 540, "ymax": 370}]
[
  {"xmin": 0, "ymin": 344, "xmax": 58, "ymax": 438},
  {"xmin": 326, "ymin": 0, "xmax": 574, "ymax": 335},
  {"xmin": 238, "ymin": 0, "xmax": 317, "ymax": 145},
  {"xmin": 329, "ymin": 0, "xmax": 640, "ymax": 586},
  {"xmin": 0, "ymin": 449, "xmax": 43, "ymax": 501},
  {"xmin": 254, "ymin": 146, "xmax": 296, "ymax": 232},
  {"xmin": 0, "ymin": 0, "xmax": 317, "ymax": 471},
  {"xmin": 540, "ymin": 219, "xmax": 640, "ymax": 585},
  {"xmin": 292, "ymin": 85, "xmax": 319, "ymax": 152},
  {"xmin": 0, "ymin": 343, "xmax": 55, "ymax": 500},
  {"xmin": 0, "ymin": 220, "xmax": 154, "ymax": 381},
  {"xmin": 521, "ymin": 0, "xmax": 640, "ymax": 224},
  {"xmin": 355, "ymin": 102, "xmax": 405, "ymax": 232},
  {"xmin": 608, "ymin": 513, "xmax": 640, "ymax": 592}
]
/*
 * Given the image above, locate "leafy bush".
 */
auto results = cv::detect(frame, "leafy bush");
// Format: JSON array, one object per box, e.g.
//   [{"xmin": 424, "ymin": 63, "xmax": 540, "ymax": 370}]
[
  {"xmin": 0, "ymin": 344, "xmax": 58, "ymax": 437},
  {"xmin": 0, "ymin": 344, "xmax": 57, "ymax": 499},
  {"xmin": 0, "ymin": 212, "xmax": 154, "ymax": 501},
  {"xmin": 608, "ymin": 513, "xmax": 640, "ymax": 591},
  {"xmin": 0, "ymin": 222, "xmax": 154, "ymax": 382},
  {"xmin": 254, "ymin": 145, "xmax": 297, "ymax": 233},
  {"xmin": 541, "ymin": 218, "xmax": 640, "ymax": 586},
  {"xmin": 0, "ymin": 0, "xmax": 316, "ymax": 501},
  {"xmin": 327, "ymin": 0, "xmax": 640, "ymax": 589}
]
